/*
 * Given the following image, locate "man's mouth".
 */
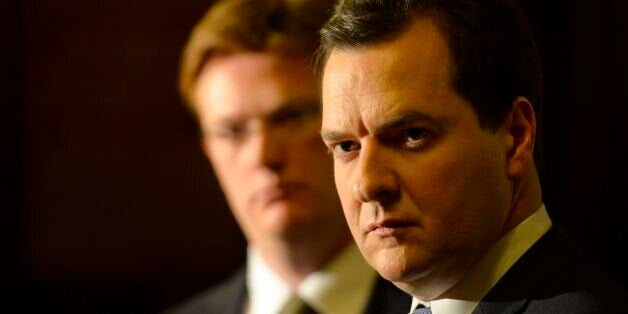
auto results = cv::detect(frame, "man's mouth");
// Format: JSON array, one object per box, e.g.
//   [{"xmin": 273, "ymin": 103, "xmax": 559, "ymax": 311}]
[{"xmin": 366, "ymin": 219, "xmax": 415, "ymax": 237}]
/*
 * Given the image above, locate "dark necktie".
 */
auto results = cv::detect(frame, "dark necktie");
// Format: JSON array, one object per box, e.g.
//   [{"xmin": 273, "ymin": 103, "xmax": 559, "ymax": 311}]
[
  {"xmin": 297, "ymin": 301, "xmax": 318, "ymax": 314},
  {"xmin": 280, "ymin": 295, "xmax": 319, "ymax": 314},
  {"xmin": 413, "ymin": 304, "xmax": 432, "ymax": 314}
]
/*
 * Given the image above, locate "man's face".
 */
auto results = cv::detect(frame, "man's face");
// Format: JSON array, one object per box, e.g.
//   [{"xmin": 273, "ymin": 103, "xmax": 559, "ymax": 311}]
[
  {"xmin": 195, "ymin": 53, "xmax": 345, "ymax": 244},
  {"xmin": 321, "ymin": 20, "xmax": 513, "ymax": 294}
]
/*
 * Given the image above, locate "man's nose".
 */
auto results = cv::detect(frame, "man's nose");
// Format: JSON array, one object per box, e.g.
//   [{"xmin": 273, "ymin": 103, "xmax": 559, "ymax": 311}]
[
  {"xmin": 351, "ymin": 141, "xmax": 400, "ymax": 204},
  {"xmin": 248, "ymin": 124, "xmax": 285, "ymax": 172}
]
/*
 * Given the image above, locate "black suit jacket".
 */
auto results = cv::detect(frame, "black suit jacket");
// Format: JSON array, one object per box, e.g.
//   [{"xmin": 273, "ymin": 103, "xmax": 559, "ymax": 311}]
[
  {"xmin": 166, "ymin": 268, "xmax": 410, "ymax": 314},
  {"xmin": 474, "ymin": 226, "xmax": 627, "ymax": 313}
]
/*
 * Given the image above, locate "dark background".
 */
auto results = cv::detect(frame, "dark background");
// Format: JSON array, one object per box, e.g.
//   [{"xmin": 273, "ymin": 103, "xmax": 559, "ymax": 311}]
[{"xmin": 3, "ymin": 0, "xmax": 627, "ymax": 312}]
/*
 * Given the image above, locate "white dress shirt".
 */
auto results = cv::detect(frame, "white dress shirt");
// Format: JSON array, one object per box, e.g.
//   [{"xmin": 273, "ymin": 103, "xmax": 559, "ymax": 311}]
[
  {"xmin": 247, "ymin": 243, "xmax": 378, "ymax": 314},
  {"xmin": 409, "ymin": 204, "xmax": 552, "ymax": 314}
]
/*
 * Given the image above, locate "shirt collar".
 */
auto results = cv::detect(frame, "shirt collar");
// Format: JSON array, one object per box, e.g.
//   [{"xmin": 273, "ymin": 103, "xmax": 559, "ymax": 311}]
[
  {"xmin": 247, "ymin": 243, "xmax": 378, "ymax": 314},
  {"xmin": 246, "ymin": 247, "xmax": 292, "ymax": 314},
  {"xmin": 410, "ymin": 204, "xmax": 552, "ymax": 314}
]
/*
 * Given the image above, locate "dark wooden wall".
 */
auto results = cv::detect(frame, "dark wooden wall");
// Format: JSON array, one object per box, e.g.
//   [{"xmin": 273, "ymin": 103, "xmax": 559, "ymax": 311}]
[
  {"xmin": 523, "ymin": 0, "xmax": 628, "ymax": 292},
  {"xmin": 6, "ymin": 0, "xmax": 246, "ymax": 312},
  {"xmin": 4, "ymin": 0, "xmax": 626, "ymax": 312}
]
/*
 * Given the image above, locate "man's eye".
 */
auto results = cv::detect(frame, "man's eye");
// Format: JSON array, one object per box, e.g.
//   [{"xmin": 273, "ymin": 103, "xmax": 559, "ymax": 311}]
[
  {"xmin": 213, "ymin": 125, "xmax": 247, "ymax": 140},
  {"xmin": 331, "ymin": 141, "xmax": 360, "ymax": 156},
  {"xmin": 402, "ymin": 128, "xmax": 430, "ymax": 149}
]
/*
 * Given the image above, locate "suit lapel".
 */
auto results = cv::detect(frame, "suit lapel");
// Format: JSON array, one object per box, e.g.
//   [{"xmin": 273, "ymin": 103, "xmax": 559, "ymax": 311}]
[
  {"xmin": 474, "ymin": 226, "xmax": 581, "ymax": 314},
  {"xmin": 227, "ymin": 268, "xmax": 247, "ymax": 314},
  {"xmin": 364, "ymin": 276, "xmax": 412, "ymax": 314},
  {"xmin": 206, "ymin": 267, "xmax": 247, "ymax": 314},
  {"xmin": 473, "ymin": 299, "xmax": 528, "ymax": 314}
]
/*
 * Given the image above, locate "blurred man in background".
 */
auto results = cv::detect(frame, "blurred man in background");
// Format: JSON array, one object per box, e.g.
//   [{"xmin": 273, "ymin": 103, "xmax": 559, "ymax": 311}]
[{"xmin": 167, "ymin": 0, "xmax": 410, "ymax": 313}]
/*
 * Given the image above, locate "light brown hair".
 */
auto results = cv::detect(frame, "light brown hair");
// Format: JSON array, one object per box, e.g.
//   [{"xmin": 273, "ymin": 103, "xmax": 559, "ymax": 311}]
[{"xmin": 179, "ymin": 0, "xmax": 335, "ymax": 114}]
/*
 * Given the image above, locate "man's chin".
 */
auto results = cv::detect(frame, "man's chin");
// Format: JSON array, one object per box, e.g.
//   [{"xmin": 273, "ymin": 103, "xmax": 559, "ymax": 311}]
[
  {"xmin": 367, "ymin": 247, "xmax": 424, "ymax": 282},
  {"xmin": 371, "ymin": 259, "xmax": 407, "ymax": 283},
  {"xmin": 260, "ymin": 206, "xmax": 313, "ymax": 235}
]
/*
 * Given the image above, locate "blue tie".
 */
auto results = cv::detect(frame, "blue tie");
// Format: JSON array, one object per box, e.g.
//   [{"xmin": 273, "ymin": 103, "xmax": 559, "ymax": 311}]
[{"xmin": 413, "ymin": 304, "xmax": 432, "ymax": 314}]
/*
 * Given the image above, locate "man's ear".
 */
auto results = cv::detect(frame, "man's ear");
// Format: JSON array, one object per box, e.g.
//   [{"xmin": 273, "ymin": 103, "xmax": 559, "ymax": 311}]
[{"xmin": 504, "ymin": 96, "xmax": 537, "ymax": 178}]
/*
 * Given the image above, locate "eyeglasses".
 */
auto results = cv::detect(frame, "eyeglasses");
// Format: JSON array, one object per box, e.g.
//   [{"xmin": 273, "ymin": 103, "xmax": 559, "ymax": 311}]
[{"xmin": 204, "ymin": 103, "xmax": 321, "ymax": 144}]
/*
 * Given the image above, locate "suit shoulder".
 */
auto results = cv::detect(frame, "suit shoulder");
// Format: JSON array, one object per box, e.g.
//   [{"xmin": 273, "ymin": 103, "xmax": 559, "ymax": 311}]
[{"xmin": 481, "ymin": 226, "xmax": 628, "ymax": 313}]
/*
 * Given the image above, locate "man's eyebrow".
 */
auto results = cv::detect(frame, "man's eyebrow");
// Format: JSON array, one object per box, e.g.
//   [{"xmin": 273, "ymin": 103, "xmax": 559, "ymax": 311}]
[
  {"xmin": 320, "ymin": 111, "xmax": 435, "ymax": 142},
  {"xmin": 374, "ymin": 111, "xmax": 435, "ymax": 134},
  {"xmin": 319, "ymin": 129, "xmax": 346, "ymax": 143}
]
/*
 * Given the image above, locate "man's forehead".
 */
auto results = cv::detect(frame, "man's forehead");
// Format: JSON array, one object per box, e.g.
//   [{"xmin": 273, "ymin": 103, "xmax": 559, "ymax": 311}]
[{"xmin": 323, "ymin": 19, "xmax": 453, "ymax": 91}]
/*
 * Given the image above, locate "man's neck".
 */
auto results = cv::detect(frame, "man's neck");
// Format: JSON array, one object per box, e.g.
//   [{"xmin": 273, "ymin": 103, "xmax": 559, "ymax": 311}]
[{"xmin": 253, "ymin": 228, "xmax": 353, "ymax": 288}]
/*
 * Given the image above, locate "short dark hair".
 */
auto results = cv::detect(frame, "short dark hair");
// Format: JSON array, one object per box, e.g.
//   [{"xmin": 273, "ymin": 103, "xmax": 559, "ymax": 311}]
[{"xmin": 317, "ymin": 0, "xmax": 543, "ymax": 133}]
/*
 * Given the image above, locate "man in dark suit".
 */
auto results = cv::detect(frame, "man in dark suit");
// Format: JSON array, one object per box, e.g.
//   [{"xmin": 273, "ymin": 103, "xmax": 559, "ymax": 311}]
[
  {"xmin": 167, "ymin": 0, "xmax": 410, "ymax": 313},
  {"xmin": 317, "ymin": 0, "xmax": 628, "ymax": 313}
]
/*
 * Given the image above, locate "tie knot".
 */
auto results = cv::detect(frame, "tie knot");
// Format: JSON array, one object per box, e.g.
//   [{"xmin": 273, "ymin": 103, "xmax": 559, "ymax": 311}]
[
  {"xmin": 280, "ymin": 295, "xmax": 318, "ymax": 314},
  {"xmin": 413, "ymin": 304, "xmax": 432, "ymax": 314}
]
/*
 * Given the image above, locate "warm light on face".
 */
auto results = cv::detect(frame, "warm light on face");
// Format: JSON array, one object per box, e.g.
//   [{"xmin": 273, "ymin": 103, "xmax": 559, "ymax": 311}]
[
  {"xmin": 321, "ymin": 20, "xmax": 513, "ymax": 298},
  {"xmin": 194, "ymin": 52, "xmax": 346, "ymax": 244}
]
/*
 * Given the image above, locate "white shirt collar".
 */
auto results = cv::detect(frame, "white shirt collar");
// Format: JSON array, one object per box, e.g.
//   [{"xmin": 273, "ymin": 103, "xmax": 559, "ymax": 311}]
[
  {"xmin": 247, "ymin": 243, "xmax": 378, "ymax": 314},
  {"xmin": 247, "ymin": 247, "xmax": 292, "ymax": 314},
  {"xmin": 410, "ymin": 204, "xmax": 552, "ymax": 314}
]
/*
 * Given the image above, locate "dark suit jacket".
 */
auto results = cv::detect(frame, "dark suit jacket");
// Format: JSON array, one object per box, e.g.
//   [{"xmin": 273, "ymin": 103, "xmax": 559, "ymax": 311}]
[
  {"xmin": 166, "ymin": 268, "xmax": 410, "ymax": 314},
  {"xmin": 474, "ymin": 226, "xmax": 627, "ymax": 313}
]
